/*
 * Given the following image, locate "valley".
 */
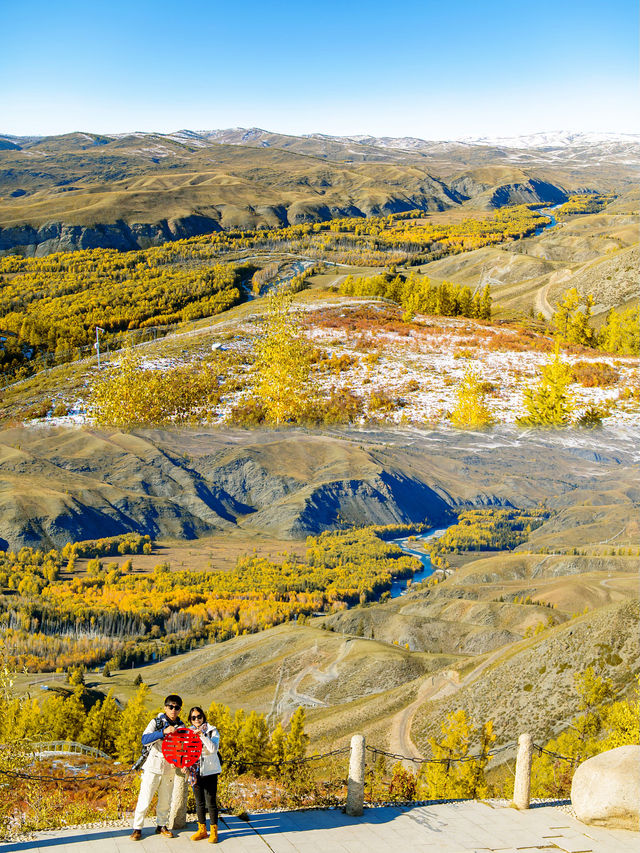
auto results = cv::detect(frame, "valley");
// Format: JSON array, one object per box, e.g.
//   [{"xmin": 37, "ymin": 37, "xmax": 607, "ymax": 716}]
[
  {"xmin": 1, "ymin": 129, "xmax": 638, "ymax": 256},
  {"xmin": 0, "ymin": 127, "xmax": 637, "ymax": 834},
  {"xmin": 5, "ymin": 424, "xmax": 639, "ymax": 763}
]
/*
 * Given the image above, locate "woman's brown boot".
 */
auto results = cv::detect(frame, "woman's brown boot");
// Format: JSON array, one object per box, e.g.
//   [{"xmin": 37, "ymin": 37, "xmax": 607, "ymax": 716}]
[
  {"xmin": 208, "ymin": 824, "xmax": 218, "ymax": 843},
  {"xmin": 191, "ymin": 823, "xmax": 208, "ymax": 841}
]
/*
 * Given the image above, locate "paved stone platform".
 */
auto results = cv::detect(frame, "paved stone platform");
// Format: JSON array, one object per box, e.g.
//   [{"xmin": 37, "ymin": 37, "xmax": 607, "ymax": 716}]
[{"xmin": 4, "ymin": 802, "xmax": 638, "ymax": 853}]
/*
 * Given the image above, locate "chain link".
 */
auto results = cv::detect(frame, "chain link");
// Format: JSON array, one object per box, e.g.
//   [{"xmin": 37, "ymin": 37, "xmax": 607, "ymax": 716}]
[
  {"xmin": 225, "ymin": 746, "xmax": 351, "ymax": 770},
  {"xmin": 0, "ymin": 746, "xmax": 351, "ymax": 783},
  {"xmin": 532, "ymin": 745, "xmax": 576, "ymax": 763},
  {"xmin": 0, "ymin": 741, "xmax": 577, "ymax": 783},
  {"xmin": 365, "ymin": 740, "xmax": 520, "ymax": 766}
]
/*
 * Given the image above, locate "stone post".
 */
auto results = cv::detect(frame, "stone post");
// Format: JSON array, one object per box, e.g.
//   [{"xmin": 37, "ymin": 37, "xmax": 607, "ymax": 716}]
[
  {"xmin": 346, "ymin": 734, "xmax": 365, "ymax": 817},
  {"xmin": 513, "ymin": 733, "xmax": 533, "ymax": 810},
  {"xmin": 169, "ymin": 767, "xmax": 188, "ymax": 829}
]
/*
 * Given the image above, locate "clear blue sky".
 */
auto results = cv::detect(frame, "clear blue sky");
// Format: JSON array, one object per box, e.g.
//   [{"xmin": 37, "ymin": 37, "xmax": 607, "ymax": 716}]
[{"xmin": 1, "ymin": 0, "xmax": 637, "ymax": 138}]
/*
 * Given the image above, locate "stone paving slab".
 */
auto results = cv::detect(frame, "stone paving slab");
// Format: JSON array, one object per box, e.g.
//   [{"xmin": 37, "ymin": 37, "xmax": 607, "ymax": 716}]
[{"xmin": 3, "ymin": 803, "xmax": 638, "ymax": 853}]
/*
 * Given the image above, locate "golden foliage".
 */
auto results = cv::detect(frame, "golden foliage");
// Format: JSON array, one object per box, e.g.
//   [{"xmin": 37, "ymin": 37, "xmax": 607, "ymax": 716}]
[{"xmin": 450, "ymin": 369, "xmax": 494, "ymax": 429}]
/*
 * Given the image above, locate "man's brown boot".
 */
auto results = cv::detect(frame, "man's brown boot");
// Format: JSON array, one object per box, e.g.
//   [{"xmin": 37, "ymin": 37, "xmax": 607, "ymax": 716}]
[
  {"xmin": 155, "ymin": 825, "xmax": 175, "ymax": 838},
  {"xmin": 130, "ymin": 829, "xmax": 142, "ymax": 840},
  {"xmin": 208, "ymin": 825, "xmax": 218, "ymax": 843}
]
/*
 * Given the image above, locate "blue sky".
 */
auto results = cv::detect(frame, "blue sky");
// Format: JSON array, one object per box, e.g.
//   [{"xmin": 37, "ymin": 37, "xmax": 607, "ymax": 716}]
[{"xmin": 1, "ymin": 0, "xmax": 637, "ymax": 138}]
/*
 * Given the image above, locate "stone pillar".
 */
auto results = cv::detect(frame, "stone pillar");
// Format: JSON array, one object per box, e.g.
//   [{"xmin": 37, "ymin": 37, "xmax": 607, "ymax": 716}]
[
  {"xmin": 513, "ymin": 733, "xmax": 533, "ymax": 810},
  {"xmin": 346, "ymin": 734, "xmax": 365, "ymax": 817},
  {"xmin": 169, "ymin": 767, "xmax": 189, "ymax": 829}
]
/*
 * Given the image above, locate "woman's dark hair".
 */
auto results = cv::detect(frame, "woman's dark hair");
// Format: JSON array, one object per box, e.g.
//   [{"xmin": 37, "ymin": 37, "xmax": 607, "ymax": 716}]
[{"xmin": 188, "ymin": 705, "xmax": 207, "ymax": 724}]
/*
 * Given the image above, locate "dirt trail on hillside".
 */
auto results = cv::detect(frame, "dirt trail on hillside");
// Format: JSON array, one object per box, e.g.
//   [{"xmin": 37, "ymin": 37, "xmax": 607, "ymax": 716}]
[
  {"xmin": 388, "ymin": 645, "xmax": 509, "ymax": 766},
  {"xmin": 275, "ymin": 639, "xmax": 353, "ymax": 722},
  {"xmin": 535, "ymin": 267, "xmax": 575, "ymax": 319},
  {"xmin": 535, "ymin": 282, "xmax": 554, "ymax": 319}
]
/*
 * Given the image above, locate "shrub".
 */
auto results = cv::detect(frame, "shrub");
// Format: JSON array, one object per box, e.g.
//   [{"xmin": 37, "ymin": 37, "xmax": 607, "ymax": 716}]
[
  {"xmin": 90, "ymin": 350, "xmax": 223, "ymax": 427},
  {"xmin": 571, "ymin": 361, "xmax": 619, "ymax": 387},
  {"xmin": 388, "ymin": 764, "xmax": 417, "ymax": 801},
  {"xmin": 367, "ymin": 390, "xmax": 400, "ymax": 414}
]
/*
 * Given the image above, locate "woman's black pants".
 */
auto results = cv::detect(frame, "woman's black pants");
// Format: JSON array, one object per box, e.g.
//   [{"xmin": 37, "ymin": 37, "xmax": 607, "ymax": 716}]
[{"xmin": 193, "ymin": 773, "xmax": 218, "ymax": 826}]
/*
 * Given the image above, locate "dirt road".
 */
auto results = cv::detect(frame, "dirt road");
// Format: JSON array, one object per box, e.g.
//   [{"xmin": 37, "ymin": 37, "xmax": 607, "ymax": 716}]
[{"xmin": 388, "ymin": 646, "xmax": 510, "ymax": 766}]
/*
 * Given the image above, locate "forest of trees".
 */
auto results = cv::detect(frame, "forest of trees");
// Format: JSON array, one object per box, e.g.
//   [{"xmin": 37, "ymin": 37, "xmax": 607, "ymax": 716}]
[
  {"xmin": 426, "ymin": 507, "xmax": 551, "ymax": 561},
  {"xmin": 0, "ymin": 527, "xmax": 421, "ymax": 672},
  {"xmin": 0, "ymin": 254, "xmax": 246, "ymax": 380},
  {"xmin": 340, "ymin": 272, "xmax": 492, "ymax": 320},
  {"xmin": 0, "ymin": 205, "xmax": 549, "ymax": 381},
  {"xmin": 0, "ymin": 508, "xmax": 558, "ymax": 674},
  {"xmin": 551, "ymin": 288, "xmax": 639, "ymax": 356},
  {"xmin": 553, "ymin": 193, "xmax": 615, "ymax": 218}
]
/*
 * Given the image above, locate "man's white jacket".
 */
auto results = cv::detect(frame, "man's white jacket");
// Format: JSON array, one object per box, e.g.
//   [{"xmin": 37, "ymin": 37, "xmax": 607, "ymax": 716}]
[{"xmin": 140, "ymin": 713, "xmax": 184, "ymax": 774}]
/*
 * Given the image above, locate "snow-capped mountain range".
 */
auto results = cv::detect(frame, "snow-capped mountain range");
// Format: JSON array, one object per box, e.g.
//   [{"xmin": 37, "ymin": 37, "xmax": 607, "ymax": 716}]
[{"xmin": 166, "ymin": 128, "xmax": 639, "ymax": 151}]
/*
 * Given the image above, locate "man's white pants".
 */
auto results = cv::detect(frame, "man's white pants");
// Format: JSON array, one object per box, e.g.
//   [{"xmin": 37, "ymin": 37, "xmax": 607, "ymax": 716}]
[{"xmin": 133, "ymin": 767, "xmax": 175, "ymax": 829}]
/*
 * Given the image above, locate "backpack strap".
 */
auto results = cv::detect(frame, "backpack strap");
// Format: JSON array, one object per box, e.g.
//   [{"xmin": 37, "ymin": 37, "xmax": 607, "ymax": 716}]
[{"xmin": 132, "ymin": 714, "xmax": 166, "ymax": 770}]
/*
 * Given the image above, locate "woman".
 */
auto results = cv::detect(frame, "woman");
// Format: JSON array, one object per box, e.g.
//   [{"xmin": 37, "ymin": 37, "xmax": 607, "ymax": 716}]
[{"xmin": 188, "ymin": 706, "xmax": 221, "ymax": 843}]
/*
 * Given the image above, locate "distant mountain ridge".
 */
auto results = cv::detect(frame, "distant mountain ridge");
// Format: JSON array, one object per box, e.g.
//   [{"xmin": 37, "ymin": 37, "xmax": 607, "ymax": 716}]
[{"xmin": 0, "ymin": 127, "xmax": 637, "ymax": 255}]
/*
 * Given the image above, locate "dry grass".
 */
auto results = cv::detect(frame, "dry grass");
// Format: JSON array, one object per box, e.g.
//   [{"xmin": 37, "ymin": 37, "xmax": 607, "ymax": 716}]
[{"xmin": 71, "ymin": 533, "xmax": 307, "ymax": 575}]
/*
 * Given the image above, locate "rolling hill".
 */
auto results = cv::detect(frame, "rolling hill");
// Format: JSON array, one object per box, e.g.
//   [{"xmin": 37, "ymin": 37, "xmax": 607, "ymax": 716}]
[
  {"xmin": 1, "ymin": 128, "xmax": 637, "ymax": 255},
  {"xmin": 0, "ymin": 424, "xmax": 637, "ymax": 551}
]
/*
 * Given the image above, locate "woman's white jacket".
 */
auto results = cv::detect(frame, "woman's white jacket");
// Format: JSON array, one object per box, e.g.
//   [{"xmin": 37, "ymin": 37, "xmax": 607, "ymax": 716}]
[{"xmin": 194, "ymin": 723, "xmax": 221, "ymax": 775}]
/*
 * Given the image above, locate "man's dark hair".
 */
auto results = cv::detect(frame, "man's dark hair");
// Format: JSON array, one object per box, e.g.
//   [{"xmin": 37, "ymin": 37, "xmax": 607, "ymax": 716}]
[{"xmin": 164, "ymin": 694, "xmax": 182, "ymax": 707}]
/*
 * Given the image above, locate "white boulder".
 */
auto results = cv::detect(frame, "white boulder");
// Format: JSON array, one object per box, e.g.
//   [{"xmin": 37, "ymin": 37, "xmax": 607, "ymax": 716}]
[{"xmin": 571, "ymin": 745, "xmax": 640, "ymax": 831}]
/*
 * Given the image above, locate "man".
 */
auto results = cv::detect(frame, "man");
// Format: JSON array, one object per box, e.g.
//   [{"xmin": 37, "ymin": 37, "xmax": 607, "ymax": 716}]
[{"xmin": 130, "ymin": 694, "xmax": 185, "ymax": 840}]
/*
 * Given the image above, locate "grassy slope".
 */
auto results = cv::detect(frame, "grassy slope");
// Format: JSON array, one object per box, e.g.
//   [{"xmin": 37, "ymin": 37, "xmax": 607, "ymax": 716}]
[
  {"xmin": 417, "ymin": 208, "xmax": 638, "ymax": 318},
  {"xmin": 0, "ymin": 146, "xmax": 458, "ymax": 230},
  {"xmin": 410, "ymin": 599, "xmax": 639, "ymax": 751}
]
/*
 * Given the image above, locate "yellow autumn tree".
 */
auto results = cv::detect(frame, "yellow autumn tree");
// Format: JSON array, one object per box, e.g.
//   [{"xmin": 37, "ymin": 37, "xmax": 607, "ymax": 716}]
[
  {"xmin": 552, "ymin": 288, "xmax": 595, "ymax": 347},
  {"xmin": 417, "ymin": 709, "xmax": 495, "ymax": 799},
  {"xmin": 450, "ymin": 369, "xmax": 494, "ymax": 429},
  {"xmin": 254, "ymin": 287, "xmax": 314, "ymax": 424},
  {"xmin": 518, "ymin": 345, "xmax": 574, "ymax": 427},
  {"xmin": 115, "ymin": 684, "xmax": 149, "ymax": 765}
]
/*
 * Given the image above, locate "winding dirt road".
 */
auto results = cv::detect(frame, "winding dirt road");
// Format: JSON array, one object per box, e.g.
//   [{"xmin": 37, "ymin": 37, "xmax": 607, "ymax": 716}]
[{"xmin": 388, "ymin": 646, "xmax": 510, "ymax": 766}]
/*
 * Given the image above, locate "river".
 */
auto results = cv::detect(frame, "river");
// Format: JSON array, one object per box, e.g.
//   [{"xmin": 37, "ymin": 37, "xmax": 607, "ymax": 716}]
[
  {"xmin": 389, "ymin": 525, "xmax": 451, "ymax": 598},
  {"xmin": 533, "ymin": 202, "xmax": 563, "ymax": 235}
]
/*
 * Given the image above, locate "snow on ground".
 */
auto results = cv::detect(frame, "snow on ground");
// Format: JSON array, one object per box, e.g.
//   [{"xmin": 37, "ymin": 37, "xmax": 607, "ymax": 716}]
[
  {"xmin": 301, "ymin": 311, "xmax": 638, "ymax": 426},
  {"xmin": 35, "ymin": 301, "xmax": 639, "ymax": 430}
]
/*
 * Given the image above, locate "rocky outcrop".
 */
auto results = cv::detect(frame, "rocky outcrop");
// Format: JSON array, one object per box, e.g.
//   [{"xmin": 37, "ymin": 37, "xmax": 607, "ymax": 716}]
[
  {"xmin": 571, "ymin": 746, "xmax": 640, "ymax": 830},
  {"xmin": 468, "ymin": 178, "xmax": 568, "ymax": 209},
  {"xmin": 0, "ymin": 215, "xmax": 224, "ymax": 257},
  {"xmin": 0, "ymin": 176, "xmax": 462, "ymax": 255},
  {"xmin": 0, "ymin": 425, "xmax": 636, "ymax": 551}
]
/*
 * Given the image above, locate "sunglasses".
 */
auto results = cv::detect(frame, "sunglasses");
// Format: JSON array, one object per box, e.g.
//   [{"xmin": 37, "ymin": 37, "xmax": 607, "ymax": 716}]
[
  {"xmin": 165, "ymin": 704, "xmax": 181, "ymax": 710},
  {"xmin": 190, "ymin": 714, "xmax": 204, "ymax": 721}
]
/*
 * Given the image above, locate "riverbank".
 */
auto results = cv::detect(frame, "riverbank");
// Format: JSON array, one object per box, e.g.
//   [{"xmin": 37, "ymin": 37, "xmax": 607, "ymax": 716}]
[{"xmin": 390, "ymin": 526, "xmax": 451, "ymax": 597}]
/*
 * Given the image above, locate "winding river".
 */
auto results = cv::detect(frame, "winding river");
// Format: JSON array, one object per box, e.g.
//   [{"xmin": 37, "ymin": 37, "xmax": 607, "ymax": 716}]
[
  {"xmin": 533, "ymin": 202, "xmax": 563, "ymax": 235},
  {"xmin": 389, "ymin": 525, "xmax": 452, "ymax": 598}
]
